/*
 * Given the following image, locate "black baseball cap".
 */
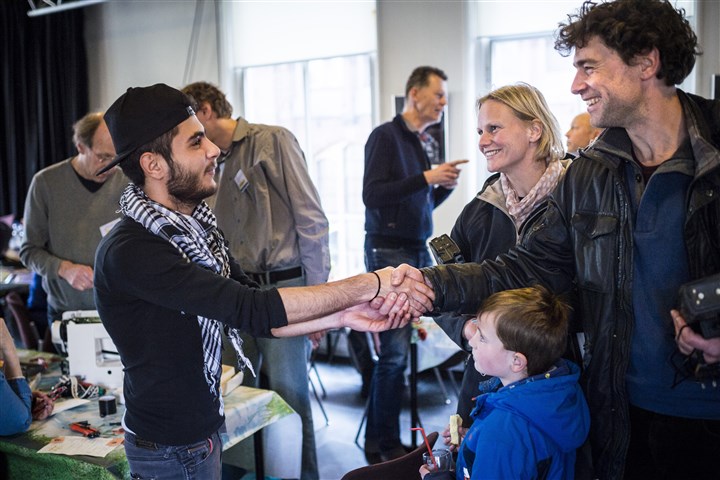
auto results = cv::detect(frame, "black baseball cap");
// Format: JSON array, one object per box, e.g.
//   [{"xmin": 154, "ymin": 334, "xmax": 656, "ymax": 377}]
[{"xmin": 97, "ymin": 83, "xmax": 195, "ymax": 175}]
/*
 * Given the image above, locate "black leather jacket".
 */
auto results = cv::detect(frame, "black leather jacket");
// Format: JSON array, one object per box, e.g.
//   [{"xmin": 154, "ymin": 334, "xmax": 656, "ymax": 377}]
[{"xmin": 422, "ymin": 91, "xmax": 720, "ymax": 479}]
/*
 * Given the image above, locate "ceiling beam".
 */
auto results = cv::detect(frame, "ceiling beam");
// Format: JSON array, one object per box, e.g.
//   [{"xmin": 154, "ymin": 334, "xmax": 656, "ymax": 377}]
[{"xmin": 27, "ymin": 0, "xmax": 108, "ymax": 18}]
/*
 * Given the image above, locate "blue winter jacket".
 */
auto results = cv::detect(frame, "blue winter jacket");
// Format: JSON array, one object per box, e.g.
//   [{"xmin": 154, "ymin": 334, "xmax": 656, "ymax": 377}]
[{"xmin": 429, "ymin": 360, "xmax": 589, "ymax": 480}]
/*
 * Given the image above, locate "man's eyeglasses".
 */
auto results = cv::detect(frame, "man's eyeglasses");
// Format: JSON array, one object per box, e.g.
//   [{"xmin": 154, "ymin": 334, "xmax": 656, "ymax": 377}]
[{"xmin": 92, "ymin": 150, "xmax": 115, "ymax": 164}]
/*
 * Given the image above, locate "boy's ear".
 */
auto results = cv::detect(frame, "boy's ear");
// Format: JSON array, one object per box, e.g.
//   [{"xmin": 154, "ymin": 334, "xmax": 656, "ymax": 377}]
[{"xmin": 511, "ymin": 352, "xmax": 528, "ymax": 373}]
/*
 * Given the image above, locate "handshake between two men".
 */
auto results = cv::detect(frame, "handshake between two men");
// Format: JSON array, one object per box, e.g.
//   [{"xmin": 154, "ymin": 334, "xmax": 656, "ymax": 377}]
[
  {"xmin": 274, "ymin": 264, "xmax": 433, "ymax": 339},
  {"xmin": 373, "ymin": 264, "xmax": 434, "ymax": 324}
]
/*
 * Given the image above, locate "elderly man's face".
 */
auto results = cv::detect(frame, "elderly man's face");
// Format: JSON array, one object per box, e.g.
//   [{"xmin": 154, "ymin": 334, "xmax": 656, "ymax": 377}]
[
  {"xmin": 411, "ymin": 74, "xmax": 448, "ymax": 128},
  {"xmin": 78, "ymin": 121, "xmax": 117, "ymax": 182},
  {"xmin": 565, "ymin": 113, "xmax": 596, "ymax": 153}
]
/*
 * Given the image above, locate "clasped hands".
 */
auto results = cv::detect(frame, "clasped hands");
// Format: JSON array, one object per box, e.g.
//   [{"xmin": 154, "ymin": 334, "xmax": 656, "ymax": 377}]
[{"xmin": 338, "ymin": 264, "xmax": 434, "ymax": 333}]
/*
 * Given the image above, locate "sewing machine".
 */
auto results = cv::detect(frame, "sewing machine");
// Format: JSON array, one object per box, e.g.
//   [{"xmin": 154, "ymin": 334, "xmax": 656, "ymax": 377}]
[{"xmin": 52, "ymin": 311, "xmax": 124, "ymax": 390}]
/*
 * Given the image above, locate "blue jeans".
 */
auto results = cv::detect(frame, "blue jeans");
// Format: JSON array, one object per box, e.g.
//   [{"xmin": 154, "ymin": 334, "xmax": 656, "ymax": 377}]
[
  {"xmin": 363, "ymin": 244, "xmax": 432, "ymax": 452},
  {"xmin": 124, "ymin": 430, "xmax": 222, "ymax": 480}
]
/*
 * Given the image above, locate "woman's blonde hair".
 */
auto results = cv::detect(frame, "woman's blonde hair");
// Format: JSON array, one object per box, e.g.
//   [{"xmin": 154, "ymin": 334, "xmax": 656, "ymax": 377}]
[{"xmin": 477, "ymin": 82, "xmax": 565, "ymax": 162}]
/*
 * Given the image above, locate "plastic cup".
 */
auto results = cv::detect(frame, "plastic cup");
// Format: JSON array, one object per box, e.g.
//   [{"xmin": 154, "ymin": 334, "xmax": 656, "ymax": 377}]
[{"xmin": 423, "ymin": 448, "xmax": 452, "ymax": 472}]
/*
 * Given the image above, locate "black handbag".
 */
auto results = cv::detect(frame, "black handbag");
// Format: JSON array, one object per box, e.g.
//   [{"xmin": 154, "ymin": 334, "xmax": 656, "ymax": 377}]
[{"xmin": 678, "ymin": 274, "xmax": 720, "ymax": 339}]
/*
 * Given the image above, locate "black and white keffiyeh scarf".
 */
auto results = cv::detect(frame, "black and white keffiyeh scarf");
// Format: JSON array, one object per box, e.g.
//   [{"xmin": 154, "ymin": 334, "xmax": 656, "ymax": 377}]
[
  {"xmin": 501, "ymin": 158, "xmax": 564, "ymax": 235},
  {"xmin": 119, "ymin": 184, "xmax": 254, "ymax": 415}
]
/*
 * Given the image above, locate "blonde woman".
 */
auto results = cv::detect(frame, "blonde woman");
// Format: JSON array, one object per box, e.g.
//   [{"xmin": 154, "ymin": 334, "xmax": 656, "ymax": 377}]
[{"xmin": 434, "ymin": 82, "xmax": 571, "ymax": 425}]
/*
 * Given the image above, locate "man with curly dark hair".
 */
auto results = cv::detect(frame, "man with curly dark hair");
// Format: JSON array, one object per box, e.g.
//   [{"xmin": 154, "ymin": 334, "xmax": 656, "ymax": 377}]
[
  {"xmin": 390, "ymin": 1, "xmax": 720, "ymax": 478},
  {"xmin": 550, "ymin": 1, "xmax": 720, "ymax": 478},
  {"xmin": 555, "ymin": 0, "xmax": 700, "ymax": 87}
]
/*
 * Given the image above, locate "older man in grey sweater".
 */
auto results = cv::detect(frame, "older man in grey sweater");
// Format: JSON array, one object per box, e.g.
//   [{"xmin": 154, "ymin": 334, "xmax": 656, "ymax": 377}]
[{"xmin": 20, "ymin": 112, "xmax": 127, "ymax": 326}]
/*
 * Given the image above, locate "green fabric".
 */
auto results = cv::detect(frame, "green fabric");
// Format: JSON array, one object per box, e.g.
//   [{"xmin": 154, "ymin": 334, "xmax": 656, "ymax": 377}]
[
  {"xmin": 0, "ymin": 439, "xmax": 130, "ymax": 479},
  {"xmin": 265, "ymin": 392, "xmax": 294, "ymax": 420}
]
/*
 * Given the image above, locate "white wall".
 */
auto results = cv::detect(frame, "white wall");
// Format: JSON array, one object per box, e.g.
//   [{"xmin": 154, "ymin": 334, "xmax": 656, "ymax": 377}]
[
  {"xmin": 83, "ymin": 0, "xmax": 720, "ymax": 237},
  {"xmin": 85, "ymin": 0, "xmax": 220, "ymax": 111},
  {"xmin": 228, "ymin": 2, "xmax": 376, "ymax": 67}
]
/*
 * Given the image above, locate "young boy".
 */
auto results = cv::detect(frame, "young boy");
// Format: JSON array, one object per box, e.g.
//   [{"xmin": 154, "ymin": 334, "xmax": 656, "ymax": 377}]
[{"xmin": 421, "ymin": 286, "xmax": 590, "ymax": 480}]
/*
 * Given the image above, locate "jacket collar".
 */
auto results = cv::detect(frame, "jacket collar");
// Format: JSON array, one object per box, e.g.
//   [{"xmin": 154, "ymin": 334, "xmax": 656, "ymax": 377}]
[
  {"xmin": 678, "ymin": 90, "xmax": 720, "ymax": 178},
  {"xmin": 393, "ymin": 113, "xmax": 419, "ymax": 138},
  {"xmin": 231, "ymin": 117, "xmax": 251, "ymax": 143},
  {"xmin": 580, "ymin": 90, "xmax": 720, "ymax": 179}
]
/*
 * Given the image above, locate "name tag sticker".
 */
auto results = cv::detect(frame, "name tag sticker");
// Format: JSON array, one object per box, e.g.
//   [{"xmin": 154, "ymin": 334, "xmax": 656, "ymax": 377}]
[
  {"xmin": 99, "ymin": 218, "xmax": 121, "ymax": 237},
  {"xmin": 234, "ymin": 169, "xmax": 249, "ymax": 193}
]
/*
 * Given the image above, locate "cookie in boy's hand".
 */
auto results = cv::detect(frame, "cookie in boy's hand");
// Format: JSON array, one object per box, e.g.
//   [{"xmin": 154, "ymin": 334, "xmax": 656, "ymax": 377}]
[{"xmin": 449, "ymin": 414, "xmax": 462, "ymax": 445}]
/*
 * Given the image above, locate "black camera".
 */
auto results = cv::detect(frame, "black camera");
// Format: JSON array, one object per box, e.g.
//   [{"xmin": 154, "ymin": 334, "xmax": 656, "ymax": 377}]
[
  {"xmin": 678, "ymin": 274, "xmax": 720, "ymax": 339},
  {"xmin": 429, "ymin": 234, "xmax": 465, "ymax": 265}
]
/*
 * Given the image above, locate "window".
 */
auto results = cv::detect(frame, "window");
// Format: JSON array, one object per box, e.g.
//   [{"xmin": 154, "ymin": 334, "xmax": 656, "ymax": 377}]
[
  {"xmin": 239, "ymin": 54, "xmax": 375, "ymax": 280},
  {"xmin": 490, "ymin": 35, "xmax": 583, "ymax": 134},
  {"xmin": 478, "ymin": 34, "xmax": 584, "ymax": 164}
]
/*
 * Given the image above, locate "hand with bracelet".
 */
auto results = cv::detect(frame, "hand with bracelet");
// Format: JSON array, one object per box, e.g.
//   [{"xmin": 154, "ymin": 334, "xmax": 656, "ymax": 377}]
[
  {"xmin": 375, "ymin": 265, "xmax": 435, "ymax": 317},
  {"xmin": 671, "ymin": 309, "xmax": 720, "ymax": 364}
]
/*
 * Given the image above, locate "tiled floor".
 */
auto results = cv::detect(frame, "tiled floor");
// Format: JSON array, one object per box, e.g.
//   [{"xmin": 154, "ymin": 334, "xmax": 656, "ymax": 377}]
[{"xmin": 228, "ymin": 341, "xmax": 466, "ymax": 480}]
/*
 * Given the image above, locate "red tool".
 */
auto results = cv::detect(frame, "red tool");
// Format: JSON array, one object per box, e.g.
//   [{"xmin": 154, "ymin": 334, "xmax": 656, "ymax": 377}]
[{"xmin": 70, "ymin": 421, "xmax": 100, "ymax": 438}]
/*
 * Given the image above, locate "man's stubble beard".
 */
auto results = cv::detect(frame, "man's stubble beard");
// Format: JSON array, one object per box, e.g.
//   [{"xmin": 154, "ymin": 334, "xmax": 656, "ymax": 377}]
[{"xmin": 166, "ymin": 159, "xmax": 217, "ymax": 207}]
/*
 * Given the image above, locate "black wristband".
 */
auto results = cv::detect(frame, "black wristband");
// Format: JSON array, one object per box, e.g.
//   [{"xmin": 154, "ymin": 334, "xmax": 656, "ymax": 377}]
[
  {"xmin": 676, "ymin": 323, "xmax": 690, "ymax": 341},
  {"xmin": 370, "ymin": 271, "xmax": 381, "ymax": 300}
]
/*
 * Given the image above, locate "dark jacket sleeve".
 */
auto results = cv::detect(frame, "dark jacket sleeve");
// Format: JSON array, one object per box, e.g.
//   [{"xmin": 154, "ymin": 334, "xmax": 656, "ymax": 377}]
[
  {"xmin": 432, "ymin": 206, "xmax": 476, "ymax": 350},
  {"xmin": 432, "ymin": 184, "xmax": 453, "ymax": 209},
  {"xmin": 362, "ymin": 126, "xmax": 429, "ymax": 208},
  {"xmin": 422, "ymin": 200, "xmax": 575, "ymax": 315}
]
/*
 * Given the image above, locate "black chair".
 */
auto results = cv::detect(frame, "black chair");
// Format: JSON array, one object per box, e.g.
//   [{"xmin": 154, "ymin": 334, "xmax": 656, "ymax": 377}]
[
  {"xmin": 340, "ymin": 431, "xmax": 439, "ymax": 480},
  {"xmin": 5, "ymin": 291, "xmax": 55, "ymax": 353},
  {"xmin": 308, "ymin": 348, "xmax": 330, "ymax": 426},
  {"xmin": 5, "ymin": 291, "xmax": 40, "ymax": 350}
]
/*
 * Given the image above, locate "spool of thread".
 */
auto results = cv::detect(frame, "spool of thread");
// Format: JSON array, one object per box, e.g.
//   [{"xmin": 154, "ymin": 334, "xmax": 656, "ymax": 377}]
[{"xmin": 99, "ymin": 395, "xmax": 117, "ymax": 417}]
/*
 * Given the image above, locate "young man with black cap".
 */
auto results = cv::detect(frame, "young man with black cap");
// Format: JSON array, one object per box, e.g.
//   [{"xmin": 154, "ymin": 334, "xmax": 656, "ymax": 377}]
[{"xmin": 93, "ymin": 83, "xmax": 433, "ymax": 479}]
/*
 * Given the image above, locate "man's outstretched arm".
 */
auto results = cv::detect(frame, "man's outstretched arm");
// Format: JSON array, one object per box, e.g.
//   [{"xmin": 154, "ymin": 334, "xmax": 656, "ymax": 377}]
[
  {"xmin": 277, "ymin": 267, "xmax": 435, "ymax": 325},
  {"xmin": 272, "ymin": 292, "xmax": 412, "ymax": 337}
]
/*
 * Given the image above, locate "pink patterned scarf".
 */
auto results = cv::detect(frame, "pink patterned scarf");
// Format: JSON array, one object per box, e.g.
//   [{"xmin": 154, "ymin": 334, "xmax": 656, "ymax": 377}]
[{"xmin": 501, "ymin": 158, "xmax": 564, "ymax": 232}]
